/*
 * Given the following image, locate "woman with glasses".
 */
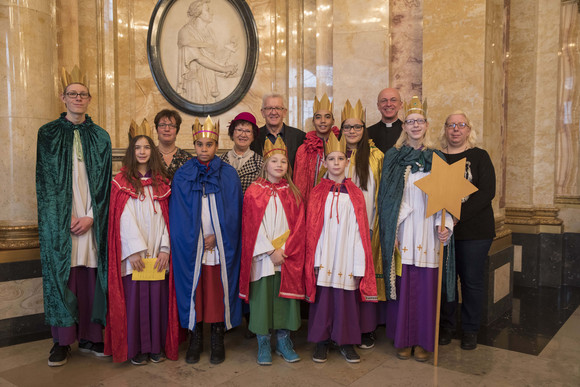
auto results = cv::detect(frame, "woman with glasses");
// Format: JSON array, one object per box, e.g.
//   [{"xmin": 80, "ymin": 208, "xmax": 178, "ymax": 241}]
[
  {"xmin": 154, "ymin": 109, "xmax": 193, "ymax": 180},
  {"xmin": 331, "ymin": 100, "xmax": 384, "ymax": 350},
  {"xmin": 220, "ymin": 112, "xmax": 264, "ymax": 194},
  {"xmin": 438, "ymin": 111, "xmax": 495, "ymax": 351},
  {"xmin": 377, "ymin": 96, "xmax": 454, "ymax": 362}
]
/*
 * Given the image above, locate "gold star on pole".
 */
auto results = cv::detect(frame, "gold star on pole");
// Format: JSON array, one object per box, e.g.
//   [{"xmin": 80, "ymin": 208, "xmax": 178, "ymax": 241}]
[
  {"xmin": 413, "ymin": 152, "xmax": 478, "ymax": 367},
  {"xmin": 414, "ymin": 153, "xmax": 478, "ymax": 219}
]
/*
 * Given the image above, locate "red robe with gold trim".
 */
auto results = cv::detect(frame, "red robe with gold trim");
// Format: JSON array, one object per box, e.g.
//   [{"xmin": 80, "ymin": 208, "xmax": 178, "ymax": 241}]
[
  {"xmin": 104, "ymin": 170, "xmax": 182, "ymax": 362},
  {"xmin": 239, "ymin": 178, "xmax": 306, "ymax": 302},
  {"xmin": 304, "ymin": 178, "xmax": 377, "ymax": 303}
]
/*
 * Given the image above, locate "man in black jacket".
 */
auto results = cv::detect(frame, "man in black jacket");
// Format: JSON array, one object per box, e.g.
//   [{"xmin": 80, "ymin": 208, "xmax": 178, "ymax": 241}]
[{"xmin": 251, "ymin": 93, "xmax": 305, "ymax": 168}]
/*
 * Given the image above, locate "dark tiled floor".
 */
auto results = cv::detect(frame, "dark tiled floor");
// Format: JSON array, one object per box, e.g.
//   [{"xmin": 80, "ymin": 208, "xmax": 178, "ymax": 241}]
[{"xmin": 478, "ymin": 285, "xmax": 580, "ymax": 355}]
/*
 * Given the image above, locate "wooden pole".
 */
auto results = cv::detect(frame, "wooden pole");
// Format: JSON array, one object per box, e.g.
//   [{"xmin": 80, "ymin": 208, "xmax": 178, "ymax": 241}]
[{"xmin": 433, "ymin": 209, "xmax": 446, "ymax": 367}]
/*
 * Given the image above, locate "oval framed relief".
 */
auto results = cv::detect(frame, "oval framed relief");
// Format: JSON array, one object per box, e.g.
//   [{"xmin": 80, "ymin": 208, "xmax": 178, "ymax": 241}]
[{"xmin": 147, "ymin": 0, "xmax": 259, "ymax": 115}]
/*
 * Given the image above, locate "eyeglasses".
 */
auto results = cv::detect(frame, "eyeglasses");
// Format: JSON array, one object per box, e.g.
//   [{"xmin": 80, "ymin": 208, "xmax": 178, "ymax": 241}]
[
  {"xmin": 379, "ymin": 98, "xmax": 400, "ymax": 104},
  {"xmin": 157, "ymin": 123, "xmax": 177, "ymax": 129},
  {"xmin": 342, "ymin": 124, "xmax": 364, "ymax": 132},
  {"xmin": 65, "ymin": 92, "xmax": 90, "ymax": 99},
  {"xmin": 445, "ymin": 123, "xmax": 469, "ymax": 129},
  {"xmin": 262, "ymin": 106, "xmax": 285, "ymax": 112},
  {"xmin": 404, "ymin": 119, "xmax": 427, "ymax": 125},
  {"xmin": 234, "ymin": 128, "xmax": 252, "ymax": 135}
]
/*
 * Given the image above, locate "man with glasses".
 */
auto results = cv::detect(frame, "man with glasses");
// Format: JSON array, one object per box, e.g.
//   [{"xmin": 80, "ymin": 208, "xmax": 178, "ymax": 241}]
[
  {"xmin": 154, "ymin": 109, "xmax": 193, "ymax": 180},
  {"xmin": 251, "ymin": 93, "xmax": 305, "ymax": 168},
  {"xmin": 36, "ymin": 80, "xmax": 112, "ymax": 367},
  {"xmin": 367, "ymin": 88, "xmax": 403, "ymax": 153}
]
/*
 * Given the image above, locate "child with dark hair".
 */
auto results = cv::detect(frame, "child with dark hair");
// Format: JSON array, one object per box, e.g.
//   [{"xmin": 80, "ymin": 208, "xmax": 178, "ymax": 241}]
[{"xmin": 106, "ymin": 134, "xmax": 181, "ymax": 365}]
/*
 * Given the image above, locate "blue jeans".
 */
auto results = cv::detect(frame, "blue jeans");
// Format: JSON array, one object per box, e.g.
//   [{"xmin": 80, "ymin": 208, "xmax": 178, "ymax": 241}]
[{"xmin": 441, "ymin": 239, "xmax": 492, "ymax": 333}]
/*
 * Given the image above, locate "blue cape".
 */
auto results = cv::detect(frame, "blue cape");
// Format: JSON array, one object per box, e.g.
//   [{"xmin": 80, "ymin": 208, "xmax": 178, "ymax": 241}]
[{"xmin": 169, "ymin": 157, "xmax": 243, "ymax": 330}]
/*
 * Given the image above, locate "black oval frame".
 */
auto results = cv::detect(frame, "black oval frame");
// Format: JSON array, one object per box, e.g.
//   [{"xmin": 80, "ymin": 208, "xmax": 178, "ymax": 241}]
[{"xmin": 147, "ymin": 0, "xmax": 259, "ymax": 116}]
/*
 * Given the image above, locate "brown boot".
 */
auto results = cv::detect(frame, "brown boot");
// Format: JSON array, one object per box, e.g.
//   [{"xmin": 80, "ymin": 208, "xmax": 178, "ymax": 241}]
[
  {"xmin": 396, "ymin": 346, "xmax": 412, "ymax": 360},
  {"xmin": 413, "ymin": 346, "xmax": 431, "ymax": 362}
]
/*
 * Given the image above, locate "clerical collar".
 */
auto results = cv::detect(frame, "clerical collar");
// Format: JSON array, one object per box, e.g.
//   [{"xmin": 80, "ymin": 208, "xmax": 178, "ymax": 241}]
[{"xmin": 385, "ymin": 122, "xmax": 393, "ymax": 128}]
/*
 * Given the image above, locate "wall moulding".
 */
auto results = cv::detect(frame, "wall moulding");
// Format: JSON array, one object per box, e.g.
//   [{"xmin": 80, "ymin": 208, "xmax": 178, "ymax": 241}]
[
  {"xmin": 505, "ymin": 206, "xmax": 563, "ymax": 226},
  {"xmin": 0, "ymin": 223, "xmax": 39, "ymax": 251}
]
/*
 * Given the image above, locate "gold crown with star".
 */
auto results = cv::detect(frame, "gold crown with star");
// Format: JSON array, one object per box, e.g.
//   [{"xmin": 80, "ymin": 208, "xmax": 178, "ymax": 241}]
[
  {"xmin": 314, "ymin": 93, "xmax": 333, "ymax": 114},
  {"xmin": 403, "ymin": 96, "xmax": 428, "ymax": 119},
  {"xmin": 324, "ymin": 131, "xmax": 347, "ymax": 156},
  {"xmin": 263, "ymin": 137, "xmax": 288, "ymax": 160},
  {"xmin": 341, "ymin": 99, "xmax": 366, "ymax": 123},
  {"xmin": 192, "ymin": 116, "xmax": 220, "ymax": 142},
  {"xmin": 60, "ymin": 65, "xmax": 89, "ymax": 93},
  {"xmin": 128, "ymin": 119, "xmax": 153, "ymax": 141}
]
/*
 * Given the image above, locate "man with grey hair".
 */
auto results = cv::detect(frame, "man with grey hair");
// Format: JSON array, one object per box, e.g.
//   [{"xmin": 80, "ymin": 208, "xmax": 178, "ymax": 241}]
[
  {"xmin": 367, "ymin": 87, "xmax": 403, "ymax": 153},
  {"xmin": 251, "ymin": 93, "xmax": 305, "ymax": 168}
]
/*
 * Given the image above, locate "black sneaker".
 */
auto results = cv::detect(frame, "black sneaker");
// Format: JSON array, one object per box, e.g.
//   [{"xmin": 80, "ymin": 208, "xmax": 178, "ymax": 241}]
[
  {"xmin": 78, "ymin": 341, "xmax": 108, "ymax": 357},
  {"xmin": 461, "ymin": 332, "xmax": 478, "ymax": 350},
  {"xmin": 48, "ymin": 343, "xmax": 70, "ymax": 367},
  {"xmin": 131, "ymin": 353, "xmax": 149, "ymax": 366},
  {"xmin": 357, "ymin": 331, "xmax": 376, "ymax": 349},
  {"xmin": 150, "ymin": 352, "xmax": 166, "ymax": 363},
  {"xmin": 312, "ymin": 342, "xmax": 329, "ymax": 363},
  {"xmin": 439, "ymin": 328, "xmax": 453, "ymax": 346},
  {"xmin": 339, "ymin": 345, "xmax": 361, "ymax": 363}
]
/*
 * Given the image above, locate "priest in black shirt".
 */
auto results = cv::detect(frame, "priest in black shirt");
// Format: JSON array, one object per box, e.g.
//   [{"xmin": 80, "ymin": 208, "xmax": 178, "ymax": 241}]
[{"xmin": 367, "ymin": 88, "xmax": 403, "ymax": 153}]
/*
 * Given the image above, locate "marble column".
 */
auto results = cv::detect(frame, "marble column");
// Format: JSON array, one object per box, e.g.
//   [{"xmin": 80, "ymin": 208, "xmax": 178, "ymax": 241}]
[
  {"xmin": 332, "ymin": 0, "xmax": 389, "ymax": 125},
  {"xmin": 0, "ymin": 0, "xmax": 59, "ymax": 249}
]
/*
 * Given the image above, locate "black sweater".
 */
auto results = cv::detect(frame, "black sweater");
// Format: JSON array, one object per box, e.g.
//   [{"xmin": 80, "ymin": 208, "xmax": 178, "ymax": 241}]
[{"xmin": 443, "ymin": 147, "xmax": 496, "ymax": 240}]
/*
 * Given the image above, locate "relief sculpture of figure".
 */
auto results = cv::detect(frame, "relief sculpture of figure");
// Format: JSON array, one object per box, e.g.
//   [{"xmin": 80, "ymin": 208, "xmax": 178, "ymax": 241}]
[{"xmin": 177, "ymin": 0, "xmax": 238, "ymax": 104}]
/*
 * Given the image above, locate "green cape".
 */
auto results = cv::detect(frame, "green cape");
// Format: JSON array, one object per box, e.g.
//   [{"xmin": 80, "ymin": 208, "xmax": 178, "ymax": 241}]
[
  {"xmin": 36, "ymin": 113, "xmax": 111, "ymax": 326},
  {"xmin": 377, "ymin": 146, "xmax": 455, "ymax": 301}
]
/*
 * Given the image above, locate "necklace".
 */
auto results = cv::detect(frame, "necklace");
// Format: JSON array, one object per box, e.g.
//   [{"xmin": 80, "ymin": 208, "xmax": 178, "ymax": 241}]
[{"xmin": 159, "ymin": 146, "xmax": 177, "ymax": 155}]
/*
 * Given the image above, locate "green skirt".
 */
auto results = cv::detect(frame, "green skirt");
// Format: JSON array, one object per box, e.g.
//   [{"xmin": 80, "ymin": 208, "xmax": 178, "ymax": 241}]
[{"xmin": 249, "ymin": 272, "xmax": 301, "ymax": 335}]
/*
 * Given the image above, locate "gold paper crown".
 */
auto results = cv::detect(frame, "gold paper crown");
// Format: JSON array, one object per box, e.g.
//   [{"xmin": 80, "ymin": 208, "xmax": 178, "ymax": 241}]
[
  {"xmin": 128, "ymin": 119, "xmax": 153, "ymax": 141},
  {"xmin": 341, "ymin": 99, "xmax": 366, "ymax": 123},
  {"xmin": 192, "ymin": 116, "xmax": 220, "ymax": 142},
  {"xmin": 403, "ymin": 96, "xmax": 428, "ymax": 119},
  {"xmin": 324, "ymin": 131, "xmax": 347, "ymax": 156},
  {"xmin": 60, "ymin": 65, "xmax": 89, "ymax": 92},
  {"xmin": 314, "ymin": 93, "xmax": 333, "ymax": 114},
  {"xmin": 263, "ymin": 137, "xmax": 288, "ymax": 160}
]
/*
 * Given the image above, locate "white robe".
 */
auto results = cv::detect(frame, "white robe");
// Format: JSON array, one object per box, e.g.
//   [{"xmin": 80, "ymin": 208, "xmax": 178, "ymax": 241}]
[
  {"xmin": 250, "ymin": 194, "xmax": 287, "ymax": 282},
  {"xmin": 314, "ymin": 191, "xmax": 366, "ymax": 290},
  {"xmin": 70, "ymin": 143, "xmax": 98, "ymax": 268},
  {"xmin": 397, "ymin": 169, "xmax": 453, "ymax": 268},
  {"xmin": 120, "ymin": 178, "xmax": 170, "ymax": 276}
]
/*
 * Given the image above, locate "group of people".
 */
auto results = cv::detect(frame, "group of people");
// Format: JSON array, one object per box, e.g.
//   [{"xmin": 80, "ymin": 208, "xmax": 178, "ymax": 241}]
[{"xmin": 36, "ymin": 81, "xmax": 496, "ymax": 369}]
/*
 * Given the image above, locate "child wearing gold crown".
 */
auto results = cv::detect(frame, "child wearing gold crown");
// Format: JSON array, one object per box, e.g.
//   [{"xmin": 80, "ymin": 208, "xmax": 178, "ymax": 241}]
[
  {"xmin": 294, "ymin": 93, "xmax": 341, "ymax": 202},
  {"xmin": 238, "ymin": 137, "xmax": 305, "ymax": 365},
  {"xmin": 334, "ymin": 100, "xmax": 386, "ymax": 350},
  {"xmin": 377, "ymin": 96, "xmax": 454, "ymax": 362},
  {"xmin": 169, "ymin": 117, "xmax": 243, "ymax": 365},
  {"xmin": 304, "ymin": 132, "xmax": 377, "ymax": 364},
  {"xmin": 106, "ymin": 133, "xmax": 181, "ymax": 365}
]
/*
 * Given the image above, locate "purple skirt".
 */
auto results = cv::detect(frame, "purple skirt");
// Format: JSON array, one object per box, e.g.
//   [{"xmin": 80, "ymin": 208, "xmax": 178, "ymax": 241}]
[
  {"xmin": 385, "ymin": 264, "xmax": 437, "ymax": 352},
  {"xmin": 51, "ymin": 267, "xmax": 104, "ymax": 345},
  {"xmin": 307, "ymin": 286, "xmax": 361, "ymax": 346},
  {"xmin": 122, "ymin": 275, "xmax": 169, "ymax": 358}
]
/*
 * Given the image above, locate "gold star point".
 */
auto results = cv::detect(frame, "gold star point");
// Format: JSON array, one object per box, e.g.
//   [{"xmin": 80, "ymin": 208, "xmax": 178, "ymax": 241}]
[{"xmin": 414, "ymin": 153, "xmax": 478, "ymax": 219}]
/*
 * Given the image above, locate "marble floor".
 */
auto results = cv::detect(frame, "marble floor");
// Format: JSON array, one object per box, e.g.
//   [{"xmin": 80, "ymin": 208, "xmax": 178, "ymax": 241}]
[{"xmin": 0, "ymin": 303, "xmax": 579, "ymax": 387}]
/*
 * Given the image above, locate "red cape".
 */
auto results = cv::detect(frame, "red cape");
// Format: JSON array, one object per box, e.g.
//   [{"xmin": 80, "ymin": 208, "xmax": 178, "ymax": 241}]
[
  {"xmin": 304, "ymin": 178, "xmax": 377, "ymax": 303},
  {"xmin": 104, "ymin": 170, "xmax": 183, "ymax": 362},
  {"xmin": 239, "ymin": 178, "xmax": 306, "ymax": 302},
  {"xmin": 293, "ymin": 126, "xmax": 340, "ymax": 203}
]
